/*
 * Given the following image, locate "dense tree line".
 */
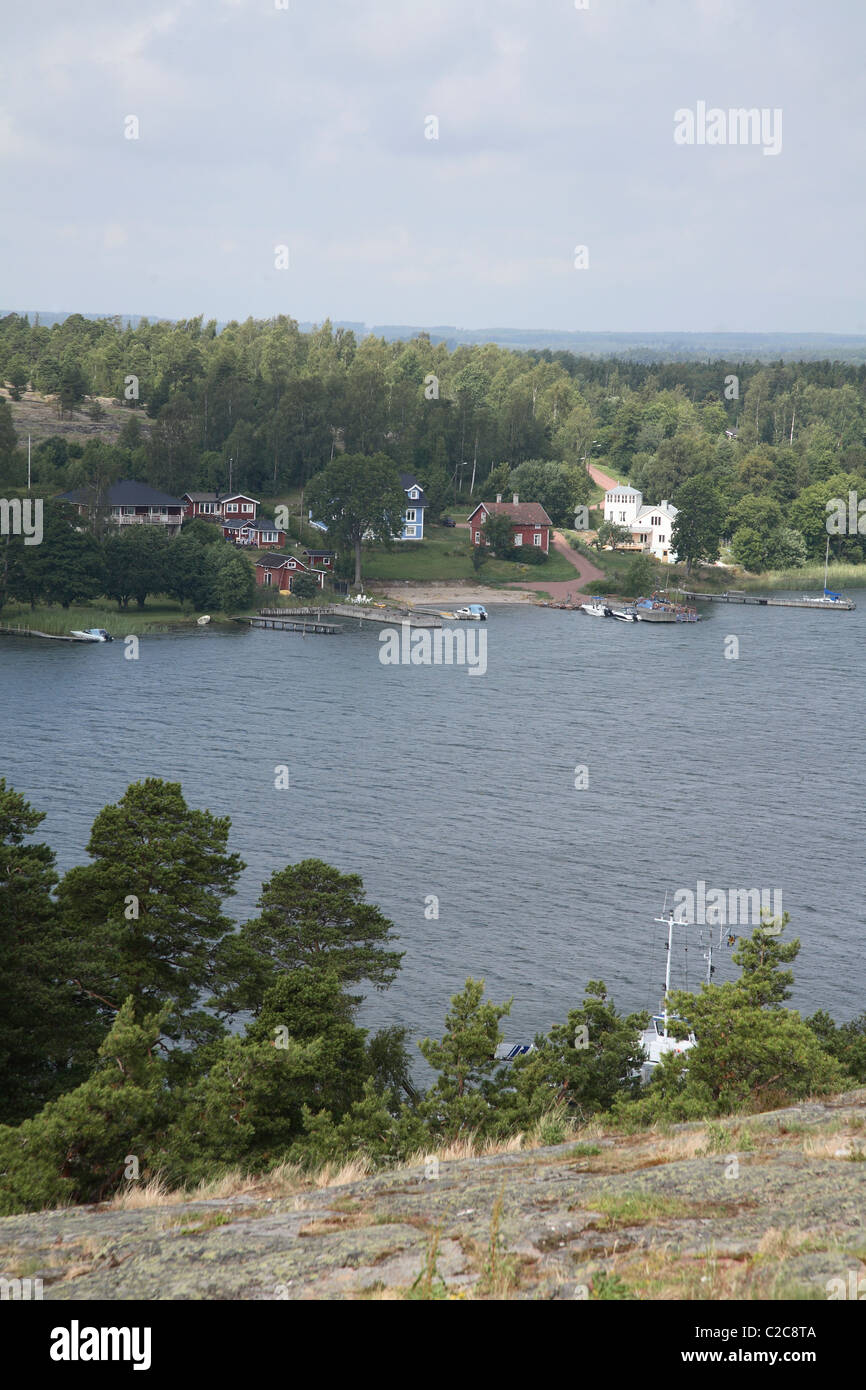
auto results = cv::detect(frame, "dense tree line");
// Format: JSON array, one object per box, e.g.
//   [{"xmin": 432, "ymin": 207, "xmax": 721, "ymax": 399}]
[
  {"xmin": 2, "ymin": 315, "xmax": 866, "ymax": 572},
  {"xmin": 0, "ymin": 777, "xmax": 863, "ymax": 1213},
  {"xmin": 0, "ymin": 506, "xmax": 256, "ymax": 614}
]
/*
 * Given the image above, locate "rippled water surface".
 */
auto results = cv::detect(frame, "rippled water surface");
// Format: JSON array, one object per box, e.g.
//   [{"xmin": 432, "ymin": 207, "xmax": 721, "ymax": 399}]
[{"xmin": 2, "ymin": 598, "xmax": 864, "ymax": 1046}]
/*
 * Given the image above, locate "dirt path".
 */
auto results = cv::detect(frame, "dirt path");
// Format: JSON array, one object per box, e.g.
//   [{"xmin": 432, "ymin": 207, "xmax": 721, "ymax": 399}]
[
  {"xmin": 587, "ymin": 461, "xmax": 621, "ymax": 493},
  {"xmin": 505, "ymin": 529, "xmax": 604, "ymax": 600}
]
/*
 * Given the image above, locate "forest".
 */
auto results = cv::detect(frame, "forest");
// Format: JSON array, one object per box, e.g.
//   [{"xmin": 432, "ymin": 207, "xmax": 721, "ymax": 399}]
[
  {"xmin": 2, "ymin": 312, "xmax": 866, "ymax": 573},
  {"xmin": 1, "ymin": 776, "xmax": 865, "ymax": 1215}
]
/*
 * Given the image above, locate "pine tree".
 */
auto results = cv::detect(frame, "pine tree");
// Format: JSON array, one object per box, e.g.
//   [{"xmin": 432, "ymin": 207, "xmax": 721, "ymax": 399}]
[{"xmin": 56, "ymin": 779, "xmax": 244, "ymax": 1053}]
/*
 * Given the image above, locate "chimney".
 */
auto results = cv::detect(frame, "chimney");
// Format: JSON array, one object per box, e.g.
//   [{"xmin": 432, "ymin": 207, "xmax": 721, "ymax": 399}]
[
  {"xmin": 512, "ymin": 493, "xmax": 519, "ymax": 505},
  {"xmin": 496, "ymin": 493, "xmax": 502, "ymax": 503},
  {"xmin": 661, "ymin": 500, "xmax": 668, "ymax": 509}
]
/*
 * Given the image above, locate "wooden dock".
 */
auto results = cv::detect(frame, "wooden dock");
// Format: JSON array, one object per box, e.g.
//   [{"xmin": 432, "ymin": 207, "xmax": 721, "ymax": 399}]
[
  {"xmin": 255, "ymin": 605, "xmax": 442, "ymax": 628},
  {"xmin": 673, "ymin": 589, "xmax": 856, "ymax": 611},
  {"xmin": 243, "ymin": 616, "xmax": 343, "ymax": 635}
]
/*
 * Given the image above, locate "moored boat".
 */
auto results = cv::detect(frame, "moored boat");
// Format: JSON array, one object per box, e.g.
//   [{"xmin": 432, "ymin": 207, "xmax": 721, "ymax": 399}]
[{"xmin": 69, "ymin": 628, "xmax": 113, "ymax": 642}]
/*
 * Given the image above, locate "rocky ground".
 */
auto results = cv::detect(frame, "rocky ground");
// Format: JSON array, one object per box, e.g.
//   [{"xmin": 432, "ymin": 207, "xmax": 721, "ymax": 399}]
[{"xmin": 2, "ymin": 1091, "xmax": 864, "ymax": 1301}]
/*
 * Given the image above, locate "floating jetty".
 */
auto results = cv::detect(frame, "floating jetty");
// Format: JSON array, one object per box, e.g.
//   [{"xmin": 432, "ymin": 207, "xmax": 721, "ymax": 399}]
[
  {"xmin": 241, "ymin": 615, "xmax": 343, "ymax": 635},
  {"xmin": 255, "ymin": 605, "xmax": 442, "ymax": 628},
  {"xmin": 673, "ymin": 589, "xmax": 856, "ymax": 611}
]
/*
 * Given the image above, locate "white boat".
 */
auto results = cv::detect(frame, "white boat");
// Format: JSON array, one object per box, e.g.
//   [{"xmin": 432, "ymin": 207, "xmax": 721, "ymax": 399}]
[
  {"xmin": 579, "ymin": 600, "xmax": 610, "ymax": 617},
  {"xmin": 801, "ymin": 537, "xmax": 855, "ymax": 609},
  {"xmin": 612, "ymin": 607, "xmax": 637, "ymax": 622},
  {"xmin": 455, "ymin": 604, "xmax": 488, "ymax": 620},
  {"xmin": 196, "ymin": 615, "xmax": 211, "ymax": 625},
  {"xmin": 69, "ymin": 628, "xmax": 113, "ymax": 642}
]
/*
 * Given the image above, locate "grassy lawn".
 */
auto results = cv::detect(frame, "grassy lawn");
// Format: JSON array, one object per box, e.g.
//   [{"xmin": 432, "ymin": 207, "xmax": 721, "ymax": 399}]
[
  {"xmin": 361, "ymin": 525, "xmax": 582, "ymax": 585},
  {"xmin": 0, "ymin": 595, "xmax": 256, "ymax": 637}
]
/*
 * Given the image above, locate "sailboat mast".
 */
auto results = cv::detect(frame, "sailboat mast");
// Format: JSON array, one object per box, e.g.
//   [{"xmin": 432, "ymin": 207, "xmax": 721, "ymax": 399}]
[{"xmin": 663, "ymin": 910, "xmax": 674, "ymax": 1038}]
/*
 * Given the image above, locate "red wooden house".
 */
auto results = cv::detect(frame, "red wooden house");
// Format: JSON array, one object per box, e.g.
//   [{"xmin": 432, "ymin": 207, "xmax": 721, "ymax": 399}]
[
  {"xmin": 302, "ymin": 547, "xmax": 335, "ymax": 570},
  {"xmin": 255, "ymin": 553, "xmax": 327, "ymax": 593},
  {"xmin": 181, "ymin": 492, "xmax": 259, "ymax": 523},
  {"xmin": 466, "ymin": 495, "xmax": 552, "ymax": 553},
  {"xmin": 222, "ymin": 518, "xmax": 286, "ymax": 548}
]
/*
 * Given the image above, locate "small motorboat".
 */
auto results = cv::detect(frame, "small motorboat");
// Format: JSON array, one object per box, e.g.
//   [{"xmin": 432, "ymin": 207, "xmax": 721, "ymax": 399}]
[
  {"xmin": 69, "ymin": 628, "xmax": 113, "ymax": 642},
  {"xmin": 579, "ymin": 600, "xmax": 611, "ymax": 617},
  {"xmin": 612, "ymin": 606, "xmax": 637, "ymax": 622},
  {"xmin": 455, "ymin": 604, "xmax": 488, "ymax": 620}
]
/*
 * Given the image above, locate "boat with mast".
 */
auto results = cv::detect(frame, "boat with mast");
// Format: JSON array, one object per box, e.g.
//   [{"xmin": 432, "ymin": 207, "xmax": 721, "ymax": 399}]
[
  {"xmin": 639, "ymin": 902, "xmax": 701, "ymax": 1082},
  {"xmin": 801, "ymin": 536, "xmax": 855, "ymax": 608}
]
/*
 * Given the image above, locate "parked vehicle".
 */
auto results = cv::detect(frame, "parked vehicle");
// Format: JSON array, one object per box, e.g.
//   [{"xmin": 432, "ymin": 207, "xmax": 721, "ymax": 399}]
[{"xmin": 439, "ymin": 516, "xmax": 456, "ymax": 527}]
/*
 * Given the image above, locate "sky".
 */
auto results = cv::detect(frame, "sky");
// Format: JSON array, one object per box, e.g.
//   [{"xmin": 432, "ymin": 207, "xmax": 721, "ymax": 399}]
[{"xmin": 1, "ymin": 0, "xmax": 865, "ymax": 332}]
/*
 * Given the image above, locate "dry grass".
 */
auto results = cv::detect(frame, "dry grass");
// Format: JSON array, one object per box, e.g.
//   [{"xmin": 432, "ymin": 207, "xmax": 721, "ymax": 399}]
[{"xmin": 803, "ymin": 1132, "xmax": 866, "ymax": 1161}]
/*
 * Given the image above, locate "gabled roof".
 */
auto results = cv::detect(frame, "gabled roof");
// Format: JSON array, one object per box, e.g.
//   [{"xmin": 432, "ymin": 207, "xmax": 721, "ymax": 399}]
[
  {"xmin": 182, "ymin": 491, "xmax": 220, "ymax": 503},
  {"xmin": 634, "ymin": 501, "xmax": 678, "ymax": 522},
  {"xmin": 466, "ymin": 500, "xmax": 553, "ymax": 527},
  {"xmin": 255, "ymin": 552, "xmax": 311, "ymax": 571},
  {"xmin": 219, "ymin": 492, "xmax": 259, "ymax": 505},
  {"xmin": 303, "ymin": 547, "xmax": 335, "ymax": 556},
  {"xmin": 604, "ymin": 484, "xmax": 642, "ymax": 497},
  {"xmin": 399, "ymin": 473, "xmax": 427, "ymax": 507},
  {"xmin": 58, "ymin": 480, "xmax": 184, "ymax": 508}
]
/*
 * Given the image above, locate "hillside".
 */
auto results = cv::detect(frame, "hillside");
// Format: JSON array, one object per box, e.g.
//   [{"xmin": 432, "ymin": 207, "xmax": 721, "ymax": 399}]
[{"xmin": 3, "ymin": 1089, "xmax": 864, "ymax": 1301}]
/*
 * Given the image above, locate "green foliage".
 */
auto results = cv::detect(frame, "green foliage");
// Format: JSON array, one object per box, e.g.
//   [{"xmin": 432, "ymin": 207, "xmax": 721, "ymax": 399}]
[
  {"xmin": 306, "ymin": 453, "xmax": 407, "ymax": 585},
  {"xmin": 806, "ymin": 1010, "xmax": 866, "ymax": 1083},
  {"xmin": 503, "ymin": 983, "xmax": 646, "ymax": 1130},
  {"xmin": 671, "ymin": 475, "xmax": 726, "ymax": 571},
  {"xmin": 212, "ymin": 858, "xmax": 403, "ymax": 1016},
  {"xmin": 56, "ymin": 778, "xmax": 244, "ymax": 1053},
  {"xmin": 290, "ymin": 572, "xmax": 319, "ymax": 599},
  {"xmin": 622, "ymin": 553, "xmax": 658, "ymax": 596},
  {"xmin": 0, "ymin": 781, "xmax": 101, "ymax": 1122},
  {"xmin": 291, "ymin": 1077, "xmax": 427, "ymax": 1169},
  {"xmin": 0, "ymin": 1000, "xmax": 169, "ymax": 1215},
  {"xmin": 102, "ymin": 525, "xmax": 169, "ymax": 609},
  {"xmin": 480, "ymin": 511, "xmax": 514, "ymax": 556},
  {"xmin": 622, "ymin": 921, "xmax": 842, "ymax": 1123},
  {"xmin": 418, "ymin": 978, "xmax": 512, "ymax": 1141}
]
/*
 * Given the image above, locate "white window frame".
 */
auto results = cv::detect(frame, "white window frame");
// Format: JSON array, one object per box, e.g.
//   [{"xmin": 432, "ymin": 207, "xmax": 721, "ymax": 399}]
[
  {"xmin": 533, "ymin": 532, "xmax": 542, "ymax": 547},
  {"xmin": 225, "ymin": 502, "xmax": 238, "ymax": 513},
  {"xmin": 405, "ymin": 508, "xmax": 416, "ymax": 523},
  {"xmin": 514, "ymin": 533, "xmax": 523, "ymax": 546}
]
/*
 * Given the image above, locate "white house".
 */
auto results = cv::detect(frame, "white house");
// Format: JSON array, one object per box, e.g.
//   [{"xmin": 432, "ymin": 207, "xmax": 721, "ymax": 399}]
[{"xmin": 603, "ymin": 485, "xmax": 678, "ymax": 563}]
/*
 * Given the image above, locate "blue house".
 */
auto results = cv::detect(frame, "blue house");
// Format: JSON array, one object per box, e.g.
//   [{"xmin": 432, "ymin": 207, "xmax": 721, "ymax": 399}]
[{"xmin": 398, "ymin": 473, "xmax": 426, "ymax": 540}]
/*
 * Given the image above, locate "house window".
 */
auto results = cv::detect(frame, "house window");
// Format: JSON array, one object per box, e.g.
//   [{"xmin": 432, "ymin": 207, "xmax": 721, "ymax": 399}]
[
  {"xmin": 405, "ymin": 509, "xmax": 416, "ymax": 523},
  {"xmin": 225, "ymin": 503, "xmax": 238, "ymax": 513},
  {"xmin": 262, "ymin": 531, "xmax": 277, "ymax": 543},
  {"xmin": 263, "ymin": 571, "xmax": 272, "ymax": 586},
  {"xmin": 533, "ymin": 532, "xmax": 542, "ymax": 547},
  {"xmin": 123, "ymin": 507, "xmax": 135, "ymax": 515},
  {"xmin": 409, "ymin": 489, "xmax": 419, "ymax": 499},
  {"xmin": 242, "ymin": 503, "xmax": 253, "ymax": 513},
  {"xmin": 474, "ymin": 531, "xmax": 481, "ymax": 543},
  {"xmin": 514, "ymin": 533, "xmax": 523, "ymax": 546}
]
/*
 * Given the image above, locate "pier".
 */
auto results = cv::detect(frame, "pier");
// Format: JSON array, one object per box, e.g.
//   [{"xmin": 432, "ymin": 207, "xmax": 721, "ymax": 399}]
[
  {"xmin": 255, "ymin": 605, "xmax": 442, "ymax": 628},
  {"xmin": 673, "ymin": 589, "xmax": 856, "ymax": 611},
  {"xmin": 242, "ymin": 615, "xmax": 343, "ymax": 635}
]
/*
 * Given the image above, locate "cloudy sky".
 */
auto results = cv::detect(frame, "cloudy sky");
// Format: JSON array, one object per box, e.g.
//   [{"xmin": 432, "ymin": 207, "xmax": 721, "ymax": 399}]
[{"xmin": 2, "ymin": 0, "xmax": 864, "ymax": 331}]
